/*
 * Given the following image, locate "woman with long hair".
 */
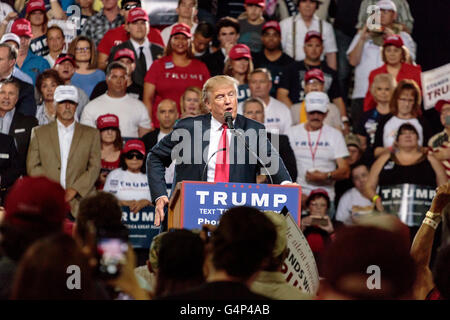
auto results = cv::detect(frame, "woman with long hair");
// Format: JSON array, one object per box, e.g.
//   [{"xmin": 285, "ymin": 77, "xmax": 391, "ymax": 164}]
[
  {"xmin": 364, "ymin": 35, "xmax": 421, "ymax": 111},
  {"xmin": 373, "ymin": 79, "xmax": 432, "ymax": 158},
  {"xmin": 96, "ymin": 114, "xmax": 123, "ymax": 190},
  {"xmin": 143, "ymin": 23, "xmax": 210, "ymax": 128},
  {"xmin": 179, "ymin": 86, "xmax": 207, "ymax": 118},
  {"xmin": 68, "ymin": 35, "xmax": 105, "ymax": 97},
  {"xmin": 25, "ymin": 0, "xmax": 49, "ymax": 56},
  {"xmin": 224, "ymin": 43, "xmax": 253, "ymax": 103},
  {"xmin": 35, "ymin": 69, "xmax": 64, "ymax": 125}
]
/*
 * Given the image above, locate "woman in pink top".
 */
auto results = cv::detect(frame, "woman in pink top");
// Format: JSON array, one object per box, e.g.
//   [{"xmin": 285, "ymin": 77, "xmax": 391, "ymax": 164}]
[{"xmin": 143, "ymin": 23, "xmax": 210, "ymax": 128}]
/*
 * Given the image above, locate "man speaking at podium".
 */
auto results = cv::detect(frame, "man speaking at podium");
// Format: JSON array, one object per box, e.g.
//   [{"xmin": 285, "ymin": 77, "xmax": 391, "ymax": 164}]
[{"xmin": 147, "ymin": 75, "xmax": 292, "ymax": 226}]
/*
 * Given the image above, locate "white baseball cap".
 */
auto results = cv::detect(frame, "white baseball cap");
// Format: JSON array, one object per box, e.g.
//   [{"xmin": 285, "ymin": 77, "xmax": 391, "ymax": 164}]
[
  {"xmin": 54, "ymin": 85, "xmax": 79, "ymax": 104},
  {"xmin": 305, "ymin": 92, "xmax": 329, "ymax": 113},
  {"xmin": 377, "ymin": 0, "xmax": 397, "ymax": 12},
  {"xmin": 0, "ymin": 33, "xmax": 20, "ymax": 46}
]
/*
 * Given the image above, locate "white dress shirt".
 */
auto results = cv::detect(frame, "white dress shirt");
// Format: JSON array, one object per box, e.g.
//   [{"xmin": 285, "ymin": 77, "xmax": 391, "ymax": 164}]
[
  {"xmin": 130, "ymin": 38, "xmax": 153, "ymax": 71},
  {"xmin": 57, "ymin": 119, "xmax": 75, "ymax": 189},
  {"xmin": 206, "ymin": 116, "xmax": 233, "ymax": 182}
]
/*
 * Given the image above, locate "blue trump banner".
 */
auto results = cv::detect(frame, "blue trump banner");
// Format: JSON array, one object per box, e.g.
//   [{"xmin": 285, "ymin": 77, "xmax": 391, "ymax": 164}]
[
  {"xmin": 179, "ymin": 182, "xmax": 301, "ymax": 229},
  {"xmin": 121, "ymin": 206, "xmax": 161, "ymax": 248}
]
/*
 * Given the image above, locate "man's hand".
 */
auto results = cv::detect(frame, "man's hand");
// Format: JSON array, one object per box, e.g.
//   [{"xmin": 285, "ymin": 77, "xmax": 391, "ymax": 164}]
[
  {"xmin": 155, "ymin": 196, "xmax": 169, "ymax": 226},
  {"xmin": 65, "ymin": 188, "xmax": 78, "ymax": 202},
  {"xmin": 430, "ymin": 183, "xmax": 450, "ymax": 214},
  {"xmin": 5, "ymin": 12, "xmax": 18, "ymax": 23}
]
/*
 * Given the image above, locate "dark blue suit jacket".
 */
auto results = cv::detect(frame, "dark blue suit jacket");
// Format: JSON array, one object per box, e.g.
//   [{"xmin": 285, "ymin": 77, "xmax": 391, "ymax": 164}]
[{"xmin": 147, "ymin": 113, "xmax": 291, "ymax": 201}]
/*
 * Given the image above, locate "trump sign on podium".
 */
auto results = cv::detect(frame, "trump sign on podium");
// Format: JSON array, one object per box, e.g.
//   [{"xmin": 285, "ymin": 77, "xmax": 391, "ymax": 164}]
[{"xmin": 168, "ymin": 181, "xmax": 302, "ymax": 229}]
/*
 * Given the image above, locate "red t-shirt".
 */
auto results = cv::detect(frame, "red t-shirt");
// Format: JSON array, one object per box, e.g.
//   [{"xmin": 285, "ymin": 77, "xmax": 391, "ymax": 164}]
[
  {"xmin": 364, "ymin": 63, "xmax": 422, "ymax": 112},
  {"xmin": 97, "ymin": 25, "xmax": 164, "ymax": 55},
  {"xmin": 144, "ymin": 56, "xmax": 210, "ymax": 128}
]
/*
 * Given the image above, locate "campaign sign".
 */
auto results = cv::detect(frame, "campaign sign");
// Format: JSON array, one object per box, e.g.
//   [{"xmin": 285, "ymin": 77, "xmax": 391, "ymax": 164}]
[
  {"xmin": 421, "ymin": 63, "xmax": 450, "ymax": 110},
  {"xmin": 379, "ymin": 184, "xmax": 436, "ymax": 227},
  {"xmin": 281, "ymin": 212, "xmax": 319, "ymax": 295},
  {"xmin": 121, "ymin": 206, "xmax": 161, "ymax": 249},
  {"xmin": 180, "ymin": 182, "xmax": 301, "ymax": 229}
]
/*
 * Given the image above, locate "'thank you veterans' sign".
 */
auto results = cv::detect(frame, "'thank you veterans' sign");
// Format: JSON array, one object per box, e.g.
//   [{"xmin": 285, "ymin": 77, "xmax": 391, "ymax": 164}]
[{"xmin": 178, "ymin": 181, "xmax": 302, "ymax": 229}]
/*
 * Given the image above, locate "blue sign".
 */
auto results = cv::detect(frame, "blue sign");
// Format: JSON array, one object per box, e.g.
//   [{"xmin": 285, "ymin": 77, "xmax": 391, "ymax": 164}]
[
  {"xmin": 121, "ymin": 206, "xmax": 161, "ymax": 248},
  {"xmin": 179, "ymin": 182, "xmax": 301, "ymax": 229}
]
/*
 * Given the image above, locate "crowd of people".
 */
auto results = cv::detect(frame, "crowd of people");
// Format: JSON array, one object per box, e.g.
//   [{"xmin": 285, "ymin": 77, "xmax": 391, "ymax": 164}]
[{"xmin": 0, "ymin": 0, "xmax": 449, "ymax": 301}]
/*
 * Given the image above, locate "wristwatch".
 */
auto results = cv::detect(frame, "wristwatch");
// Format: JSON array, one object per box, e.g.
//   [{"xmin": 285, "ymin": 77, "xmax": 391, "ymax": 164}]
[{"xmin": 327, "ymin": 172, "xmax": 332, "ymax": 180}]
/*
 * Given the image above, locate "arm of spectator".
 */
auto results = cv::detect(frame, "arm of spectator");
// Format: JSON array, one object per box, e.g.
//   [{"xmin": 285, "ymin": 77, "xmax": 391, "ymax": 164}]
[
  {"xmin": 276, "ymin": 88, "xmax": 293, "ymax": 107},
  {"xmin": 26, "ymin": 128, "xmax": 46, "ymax": 176},
  {"xmin": 356, "ymin": 134, "xmax": 368, "ymax": 152},
  {"xmin": 374, "ymin": 146, "xmax": 390, "ymax": 158},
  {"xmin": 97, "ymin": 52, "xmax": 109, "ymax": 70},
  {"xmin": 130, "ymin": 199, "xmax": 152, "ymax": 213},
  {"xmin": 427, "ymin": 152, "xmax": 448, "ymax": 186},
  {"xmin": 410, "ymin": 183, "xmax": 450, "ymax": 299},
  {"xmin": 70, "ymin": 130, "xmax": 101, "ymax": 197},
  {"xmin": 143, "ymin": 83, "xmax": 156, "ymax": 121},
  {"xmin": 325, "ymin": 52, "xmax": 337, "ymax": 71},
  {"xmin": 332, "ymin": 97, "xmax": 347, "ymax": 118},
  {"xmin": 363, "ymin": 152, "xmax": 390, "ymax": 211},
  {"xmin": 0, "ymin": 11, "xmax": 18, "ymax": 38},
  {"xmin": 347, "ymin": 26, "xmax": 370, "ymax": 67},
  {"xmin": 331, "ymin": 157, "xmax": 350, "ymax": 181},
  {"xmin": 48, "ymin": 0, "xmax": 67, "ymax": 20}
]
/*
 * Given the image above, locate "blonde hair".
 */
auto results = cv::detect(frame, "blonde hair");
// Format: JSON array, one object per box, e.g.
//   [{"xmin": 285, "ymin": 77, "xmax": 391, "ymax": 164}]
[
  {"xmin": 370, "ymin": 73, "xmax": 397, "ymax": 97},
  {"xmin": 180, "ymin": 86, "xmax": 208, "ymax": 114},
  {"xmin": 223, "ymin": 58, "xmax": 254, "ymax": 84},
  {"xmin": 202, "ymin": 75, "xmax": 239, "ymax": 105}
]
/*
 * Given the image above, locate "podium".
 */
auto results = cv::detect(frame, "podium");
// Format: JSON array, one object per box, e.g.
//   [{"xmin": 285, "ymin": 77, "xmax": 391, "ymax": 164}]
[{"xmin": 168, "ymin": 181, "xmax": 302, "ymax": 230}]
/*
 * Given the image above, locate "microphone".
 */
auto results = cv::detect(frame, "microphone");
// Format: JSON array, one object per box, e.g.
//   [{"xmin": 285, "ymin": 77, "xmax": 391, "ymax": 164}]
[
  {"xmin": 201, "ymin": 147, "xmax": 226, "ymax": 181},
  {"xmin": 224, "ymin": 111, "xmax": 234, "ymax": 130}
]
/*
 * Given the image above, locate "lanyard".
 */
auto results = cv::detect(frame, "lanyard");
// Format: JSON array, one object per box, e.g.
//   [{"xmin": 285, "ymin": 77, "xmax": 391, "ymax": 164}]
[{"xmin": 307, "ymin": 127, "xmax": 322, "ymax": 165}]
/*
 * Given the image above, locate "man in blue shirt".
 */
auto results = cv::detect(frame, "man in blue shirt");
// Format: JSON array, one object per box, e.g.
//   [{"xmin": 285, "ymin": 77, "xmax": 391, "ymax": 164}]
[{"xmin": 11, "ymin": 18, "xmax": 50, "ymax": 84}]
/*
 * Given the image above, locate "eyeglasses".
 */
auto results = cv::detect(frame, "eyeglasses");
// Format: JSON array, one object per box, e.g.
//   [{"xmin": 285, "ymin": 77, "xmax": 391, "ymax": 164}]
[
  {"xmin": 124, "ymin": 4, "xmax": 140, "ymax": 11},
  {"xmin": 125, "ymin": 152, "xmax": 144, "ymax": 160},
  {"xmin": 75, "ymin": 47, "xmax": 90, "ymax": 52}
]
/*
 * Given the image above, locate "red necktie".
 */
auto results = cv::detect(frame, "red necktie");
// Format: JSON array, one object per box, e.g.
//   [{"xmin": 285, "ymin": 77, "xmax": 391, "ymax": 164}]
[{"xmin": 214, "ymin": 123, "xmax": 230, "ymax": 182}]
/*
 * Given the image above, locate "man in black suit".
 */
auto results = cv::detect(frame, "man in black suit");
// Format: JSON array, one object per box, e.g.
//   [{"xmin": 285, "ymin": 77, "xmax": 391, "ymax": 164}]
[
  {"xmin": 147, "ymin": 75, "xmax": 292, "ymax": 226},
  {"xmin": 0, "ymin": 133, "xmax": 20, "ymax": 204},
  {"xmin": 242, "ymin": 97, "xmax": 297, "ymax": 182},
  {"xmin": 108, "ymin": 7, "xmax": 164, "ymax": 86},
  {"xmin": 141, "ymin": 99, "xmax": 179, "ymax": 153},
  {"xmin": 0, "ymin": 43, "xmax": 36, "ymax": 117},
  {"xmin": 0, "ymin": 79, "xmax": 38, "ymax": 176},
  {"xmin": 201, "ymin": 17, "xmax": 240, "ymax": 76}
]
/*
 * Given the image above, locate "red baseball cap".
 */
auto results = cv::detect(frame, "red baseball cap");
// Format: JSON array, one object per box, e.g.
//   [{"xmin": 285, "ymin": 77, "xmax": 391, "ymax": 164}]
[
  {"xmin": 97, "ymin": 114, "xmax": 119, "ymax": 130},
  {"xmin": 55, "ymin": 54, "xmax": 76, "ymax": 67},
  {"xmin": 170, "ymin": 23, "xmax": 192, "ymax": 38},
  {"xmin": 306, "ymin": 188, "xmax": 330, "ymax": 203},
  {"xmin": 4, "ymin": 176, "xmax": 69, "ymax": 229},
  {"xmin": 383, "ymin": 35, "xmax": 404, "ymax": 48},
  {"xmin": 245, "ymin": 0, "xmax": 266, "ymax": 8},
  {"xmin": 11, "ymin": 19, "xmax": 33, "ymax": 38},
  {"xmin": 305, "ymin": 68, "xmax": 325, "ymax": 83},
  {"xmin": 127, "ymin": 7, "xmax": 149, "ymax": 23},
  {"xmin": 26, "ymin": 0, "xmax": 46, "ymax": 14},
  {"xmin": 229, "ymin": 44, "xmax": 252, "ymax": 60},
  {"xmin": 304, "ymin": 30, "xmax": 323, "ymax": 43},
  {"xmin": 113, "ymin": 48, "xmax": 135, "ymax": 62},
  {"xmin": 262, "ymin": 20, "xmax": 281, "ymax": 34},
  {"xmin": 435, "ymin": 99, "xmax": 450, "ymax": 113},
  {"xmin": 123, "ymin": 139, "xmax": 146, "ymax": 155}
]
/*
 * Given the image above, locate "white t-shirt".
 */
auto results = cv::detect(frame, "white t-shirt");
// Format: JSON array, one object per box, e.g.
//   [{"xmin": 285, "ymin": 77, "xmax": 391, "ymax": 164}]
[
  {"xmin": 80, "ymin": 93, "xmax": 151, "ymax": 138},
  {"xmin": 161, "ymin": 22, "xmax": 198, "ymax": 46},
  {"xmin": 104, "ymin": 168, "xmax": 151, "ymax": 202},
  {"xmin": 346, "ymin": 31, "xmax": 416, "ymax": 99},
  {"xmin": 280, "ymin": 14, "xmax": 337, "ymax": 61},
  {"xmin": 382, "ymin": 116, "xmax": 423, "ymax": 147},
  {"xmin": 287, "ymin": 123, "xmax": 349, "ymax": 200},
  {"xmin": 238, "ymin": 97, "xmax": 293, "ymax": 134},
  {"xmin": 335, "ymin": 187, "xmax": 373, "ymax": 225}
]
